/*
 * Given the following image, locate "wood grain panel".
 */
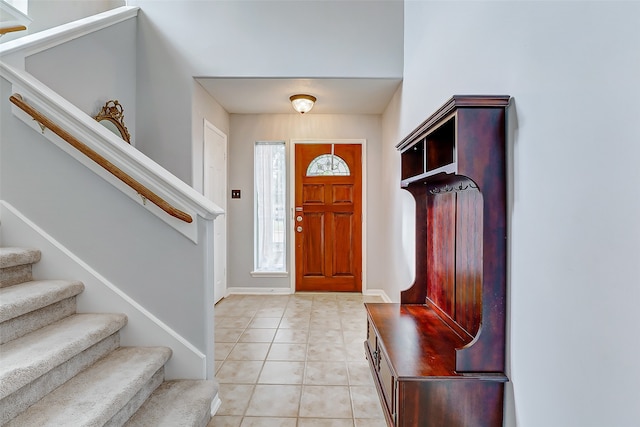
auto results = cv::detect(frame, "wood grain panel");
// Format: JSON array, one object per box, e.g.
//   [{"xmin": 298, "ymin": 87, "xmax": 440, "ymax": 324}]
[
  {"xmin": 302, "ymin": 184, "xmax": 325, "ymax": 204},
  {"xmin": 455, "ymin": 189, "xmax": 483, "ymax": 335},
  {"xmin": 426, "ymin": 192, "xmax": 456, "ymax": 317},
  {"xmin": 332, "ymin": 184, "xmax": 354, "ymax": 203},
  {"xmin": 332, "ymin": 212, "xmax": 354, "ymax": 275},
  {"xmin": 303, "ymin": 212, "xmax": 324, "ymax": 276}
]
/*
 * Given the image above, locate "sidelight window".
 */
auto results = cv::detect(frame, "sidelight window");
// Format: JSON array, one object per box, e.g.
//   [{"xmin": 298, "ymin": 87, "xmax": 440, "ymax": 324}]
[{"xmin": 254, "ymin": 141, "xmax": 286, "ymax": 273}]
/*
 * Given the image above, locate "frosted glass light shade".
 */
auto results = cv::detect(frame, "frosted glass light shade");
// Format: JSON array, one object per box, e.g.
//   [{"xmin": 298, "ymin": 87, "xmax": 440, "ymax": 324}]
[{"xmin": 290, "ymin": 94, "xmax": 316, "ymax": 114}]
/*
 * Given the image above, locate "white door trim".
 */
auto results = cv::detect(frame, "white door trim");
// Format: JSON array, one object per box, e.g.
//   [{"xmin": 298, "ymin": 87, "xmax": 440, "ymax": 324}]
[
  {"xmin": 289, "ymin": 139, "xmax": 367, "ymax": 294},
  {"xmin": 204, "ymin": 119, "xmax": 228, "ymax": 303}
]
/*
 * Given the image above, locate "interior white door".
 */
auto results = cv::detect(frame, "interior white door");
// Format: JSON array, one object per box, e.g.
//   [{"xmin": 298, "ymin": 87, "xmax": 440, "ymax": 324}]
[{"xmin": 204, "ymin": 120, "xmax": 227, "ymax": 304}]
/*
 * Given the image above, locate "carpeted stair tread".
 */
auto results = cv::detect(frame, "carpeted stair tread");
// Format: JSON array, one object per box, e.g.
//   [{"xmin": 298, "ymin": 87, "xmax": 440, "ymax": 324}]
[
  {"xmin": 125, "ymin": 380, "xmax": 216, "ymax": 427},
  {"xmin": 0, "ymin": 312, "xmax": 127, "ymax": 399},
  {"xmin": 0, "ymin": 247, "xmax": 41, "ymax": 269},
  {"xmin": 0, "ymin": 279, "xmax": 84, "ymax": 323},
  {"xmin": 5, "ymin": 346, "xmax": 172, "ymax": 427}
]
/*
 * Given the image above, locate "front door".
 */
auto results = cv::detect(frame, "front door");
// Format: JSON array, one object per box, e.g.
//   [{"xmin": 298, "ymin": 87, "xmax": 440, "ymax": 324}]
[{"xmin": 295, "ymin": 143, "xmax": 362, "ymax": 292}]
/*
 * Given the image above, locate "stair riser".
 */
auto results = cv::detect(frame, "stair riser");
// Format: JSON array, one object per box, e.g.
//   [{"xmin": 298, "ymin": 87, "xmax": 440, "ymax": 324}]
[
  {"xmin": 105, "ymin": 367, "xmax": 165, "ymax": 427},
  {"xmin": 0, "ymin": 333, "xmax": 120, "ymax": 425},
  {"xmin": 124, "ymin": 380, "xmax": 217, "ymax": 427},
  {"xmin": 0, "ymin": 297, "xmax": 76, "ymax": 345},
  {"xmin": 0, "ymin": 264, "xmax": 32, "ymax": 288}
]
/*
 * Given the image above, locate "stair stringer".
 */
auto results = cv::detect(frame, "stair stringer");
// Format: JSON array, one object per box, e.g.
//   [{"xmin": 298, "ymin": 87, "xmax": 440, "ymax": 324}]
[{"xmin": 0, "ymin": 200, "xmax": 207, "ymax": 381}]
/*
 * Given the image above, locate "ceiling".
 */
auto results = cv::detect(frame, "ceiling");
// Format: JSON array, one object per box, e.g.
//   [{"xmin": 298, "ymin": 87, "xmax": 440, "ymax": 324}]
[{"xmin": 195, "ymin": 77, "xmax": 402, "ymax": 115}]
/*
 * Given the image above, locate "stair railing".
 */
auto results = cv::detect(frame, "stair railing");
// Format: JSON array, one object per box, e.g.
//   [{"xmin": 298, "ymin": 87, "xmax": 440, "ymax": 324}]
[
  {"xmin": 0, "ymin": 0, "xmax": 30, "ymax": 37},
  {"xmin": 9, "ymin": 93, "xmax": 193, "ymax": 223}
]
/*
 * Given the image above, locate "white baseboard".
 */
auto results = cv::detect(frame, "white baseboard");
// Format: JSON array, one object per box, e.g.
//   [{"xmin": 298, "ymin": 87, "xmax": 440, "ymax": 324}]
[
  {"xmin": 225, "ymin": 287, "xmax": 293, "ymax": 296},
  {"xmin": 224, "ymin": 285, "xmax": 392, "ymax": 302},
  {"xmin": 0, "ymin": 201, "xmax": 206, "ymax": 380},
  {"xmin": 210, "ymin": 392, "xmax": 222, "ymax": 417},
  {"xmin": 364, "ymin": 289, "xmax": 392, "ymax": 302}
]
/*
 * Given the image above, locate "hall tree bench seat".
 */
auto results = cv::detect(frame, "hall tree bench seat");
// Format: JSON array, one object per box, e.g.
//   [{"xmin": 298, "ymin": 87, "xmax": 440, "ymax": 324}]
[{"xmin": 365, "ymin": 95, "xmax": 511, "ymax": 426}]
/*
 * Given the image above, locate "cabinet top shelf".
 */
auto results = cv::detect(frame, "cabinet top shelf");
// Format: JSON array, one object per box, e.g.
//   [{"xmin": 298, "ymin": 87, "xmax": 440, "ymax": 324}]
[
  {"xmin": 400, "ymin": 163, "xmax": 457, "ymax": 187},
  {"xmin": 396, "ymin": 95, "xmax": 510, "ymax": 152}
]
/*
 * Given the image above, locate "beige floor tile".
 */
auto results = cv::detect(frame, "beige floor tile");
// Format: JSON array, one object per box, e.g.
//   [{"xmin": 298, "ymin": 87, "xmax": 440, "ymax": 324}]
[
  {"xmin": 227, "ymin": 343, "xmax": 271, "ymax": 361},
  {"xmin": 240, "ymin": 417, "xmax": 297, "ymax": 427},
  {"xmin": 208, "ymin": 415, "xmax": 242, "ymax": 427},
  {"xmin": 216, "ymin": 360, "xmax": 264, "ymax": 384},
  {"xmin": 350, "ymin": 386, "xmax": 385, "ymax": 419},
  {"xmin": 304, "ymin": 361, "xmax": 349, "ymax": 385},
  {"xmin": 215, "ymin": 328, "xmax": 245, "ymax": 343},
  {"xmin": 216, "ymin": 316, "xmax": 254, "ymax": 329},
  {"xmin": 299, "ymin": 385, "xmax": 353, "ymax": 418},
  {"xmin": 309, "ymin": 328, "xmax": 344, "ymax": 344},
  {"xmin": 354, "ymin": 418, "xmax": 387, "ymax": 427},
  {"xmin": 267, "ymin": 343, "xmax": 308, "ymax": 361},
  {"xmin": 279, "ymin": 316, "xmax": 311, "ymax": 329},
  {"xmin": 258, "ymin": 361, "xmax": 305, "ymax": 384},
  {"xmin": 245, "ymin": 384, "xmax": 302, "ymax": 417},
  {"xmin": 213, "ymin": 294, "xmax": 386, "ymax": 426},
  {"xmin": 216, "ymin": 383, "xmax": 255, "ymax": 415},
  {"xmin": 239, "ymin": 328, "xmax": 277, "ymax": 343},
  {"xmin": 347, "ymin": 361, "xmax": 375, "ymax": 386},
  {"xmin": 215, "ymin": 342, "xmax": 235, "ymax": 361},
  {"xmin": 273, "ymin": 328, "xmax": 309, "ymax": 344},
  {"xmin": 345, "ymin": 340, "xmax": 367, "ymax": 362},
  {"xmin": 298, "ymin": 419, "xmax": 354, "ymax": 427},
  {"xmin": 307, "ymin": 341, "xmax": 346, "ymax": 361},
  {"xmin": 254, "ymin": 307, "xmax": 286, "ymax": 317},
  {"xmin": 248, "ymin": 317, "xmax": 282, "ymax": 328}
]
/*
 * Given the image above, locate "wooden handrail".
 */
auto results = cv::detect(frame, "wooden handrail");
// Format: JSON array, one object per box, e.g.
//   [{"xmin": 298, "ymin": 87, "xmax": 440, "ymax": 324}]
[
  {"xmin": 0, "ymin": 25, "xmax": 27, "ymax": 36},
  {"xmin": 9, "ymin": 93, "xmax": 193, "ymax": 223}
]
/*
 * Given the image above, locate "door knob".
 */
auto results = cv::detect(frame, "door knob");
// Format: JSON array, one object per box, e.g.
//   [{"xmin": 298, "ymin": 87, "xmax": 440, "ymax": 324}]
[{"xmin": 296, "ymin": 226, "xmax": 303, "ymax": 233}]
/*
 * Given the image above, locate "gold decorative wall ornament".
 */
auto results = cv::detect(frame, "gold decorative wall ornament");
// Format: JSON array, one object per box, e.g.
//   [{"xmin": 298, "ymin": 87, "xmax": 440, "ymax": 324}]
[{"xmin": 94, "ymin": 100, "xmax": 131, "ymax": 143}]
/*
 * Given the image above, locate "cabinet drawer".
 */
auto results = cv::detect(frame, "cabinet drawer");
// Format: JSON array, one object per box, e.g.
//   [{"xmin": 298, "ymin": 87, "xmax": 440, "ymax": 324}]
[
  {"xmin": 378, "ymin": 349, "xmax": 395, "ymax": 418},
  {"xmin": 366, "ymin": 319, "xmax": 376, "ymax": 354}
]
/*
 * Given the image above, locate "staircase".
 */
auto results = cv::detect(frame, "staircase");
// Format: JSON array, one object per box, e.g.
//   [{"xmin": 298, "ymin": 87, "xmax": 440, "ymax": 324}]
[{"xmin": 0, "ymin": 247, "xmax": 216, "ymax": 426}]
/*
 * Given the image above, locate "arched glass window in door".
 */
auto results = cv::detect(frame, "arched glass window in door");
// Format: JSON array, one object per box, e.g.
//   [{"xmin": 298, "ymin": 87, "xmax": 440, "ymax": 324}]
[{"xmin": 306, "ymin": 154, "xmax": 351, "ymax": 176}]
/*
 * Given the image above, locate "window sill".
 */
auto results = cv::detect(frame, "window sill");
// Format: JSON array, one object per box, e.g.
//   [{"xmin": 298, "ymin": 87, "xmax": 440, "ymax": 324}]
[{"xmin": 250, "ymin": 271, "xmax": 289, "ymax": 278}]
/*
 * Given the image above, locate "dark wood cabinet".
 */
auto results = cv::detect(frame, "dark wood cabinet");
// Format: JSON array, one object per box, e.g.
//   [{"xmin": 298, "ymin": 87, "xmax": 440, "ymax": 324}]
[{"xmin": 365, "ymin": 95, "xmax": 510, "ymax": 426}]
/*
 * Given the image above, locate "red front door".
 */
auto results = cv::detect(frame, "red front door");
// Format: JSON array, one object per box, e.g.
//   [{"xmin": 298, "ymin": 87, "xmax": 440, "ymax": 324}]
[{"xmin": 294, "ymin": 143, "xmax": 362, "ymax": 292}]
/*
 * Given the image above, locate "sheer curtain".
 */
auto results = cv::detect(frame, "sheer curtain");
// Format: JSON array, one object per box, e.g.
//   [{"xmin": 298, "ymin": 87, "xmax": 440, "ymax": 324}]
[{"xmin": 254, "ymin": 142, "xmax": 286, "ymax": 272}]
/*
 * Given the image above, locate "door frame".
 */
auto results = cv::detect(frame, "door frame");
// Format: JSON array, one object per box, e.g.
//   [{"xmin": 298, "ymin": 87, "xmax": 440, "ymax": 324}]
[
  {"xmin": 289, "ymin": 139, "xmax": 367, "ymax": 294},
  {"xmin": 203, "ymin": 119, "xmax": 228, "ymax": 303}
]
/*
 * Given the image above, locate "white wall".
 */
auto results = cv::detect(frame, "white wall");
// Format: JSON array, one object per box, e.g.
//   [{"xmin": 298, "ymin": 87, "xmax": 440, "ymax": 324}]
[
  {"xmin": 191, "ymin": 80, "xmax": 229, "ymax": 195},
  {"xmin": 227, "ymin": 113, "xmax": 384, "ymax": 293},
  {"xmin": 25, "ymin": 19, "xmax": 137, "ymax": 143},
  {"xmin": 0, "ymin": 0, "xmax": 124, "ymax": 43},
  {"xmin": 382, "ymin": 1, "xmax": 640, "ymax": 426},
  {"xmin": 130, "ymin": 0, "xmax": 402, "ymax": 185}
]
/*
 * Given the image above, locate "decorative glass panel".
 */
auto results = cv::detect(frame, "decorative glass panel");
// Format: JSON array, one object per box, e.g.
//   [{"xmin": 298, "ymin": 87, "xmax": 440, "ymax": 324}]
[{"xmin": 306, "ymin": 154, "xmax": 350, "ymax": 176}]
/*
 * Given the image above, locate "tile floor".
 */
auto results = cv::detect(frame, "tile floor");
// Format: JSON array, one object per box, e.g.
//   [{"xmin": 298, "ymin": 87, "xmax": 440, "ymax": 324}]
[{"xmin": 209, "ymin": 293, "xmax": 386, "ymax": 427}]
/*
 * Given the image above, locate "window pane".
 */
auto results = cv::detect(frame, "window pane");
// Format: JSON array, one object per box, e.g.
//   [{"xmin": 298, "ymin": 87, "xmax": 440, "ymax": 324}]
[
  {"xmin": 254, "ymin": 142, "xmax": 286, "ymax": 272},
  {"xmin": 306, "ymin": 154, "xmax": 350, "ymax": 176}
]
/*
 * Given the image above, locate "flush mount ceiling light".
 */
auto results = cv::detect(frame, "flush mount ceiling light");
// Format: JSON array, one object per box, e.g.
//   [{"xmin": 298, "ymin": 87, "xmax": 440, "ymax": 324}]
[{"xmin": 289, "ymin": 94, "xmax": 316, "ymax": 114}]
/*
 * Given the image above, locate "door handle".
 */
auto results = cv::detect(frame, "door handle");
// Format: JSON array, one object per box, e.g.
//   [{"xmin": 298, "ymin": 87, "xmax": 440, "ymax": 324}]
[{"xmin": 296, "ymin": 226, "xmax": 303, "ymax": 233}]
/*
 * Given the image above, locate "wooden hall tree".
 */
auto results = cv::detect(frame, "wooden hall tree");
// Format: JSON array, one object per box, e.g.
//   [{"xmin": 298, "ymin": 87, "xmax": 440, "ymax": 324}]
[{"xmin": 365, "ymin": 95, "xmax": 510, "ymax": 426}]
